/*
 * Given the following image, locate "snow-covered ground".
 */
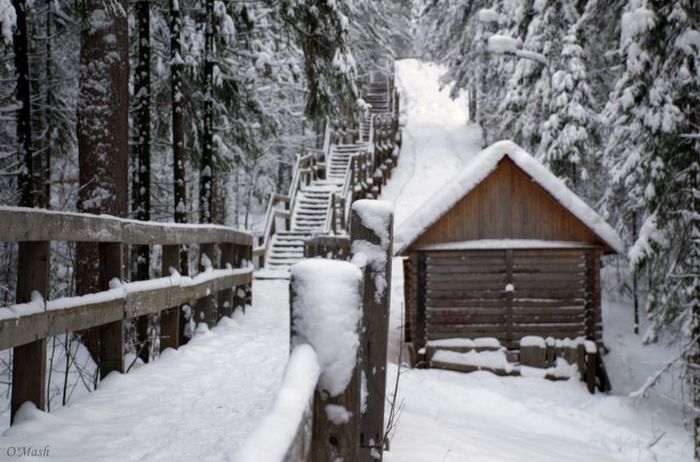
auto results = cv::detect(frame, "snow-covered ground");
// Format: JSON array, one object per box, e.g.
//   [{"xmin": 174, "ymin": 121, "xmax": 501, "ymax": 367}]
[
  {"xmin": 0, "ymin": 59, "xmax": 692, "ymax": 462},
  {"xmin": 380, "ymin": 59, "xmax": 692, "ymax": 461},
  {"xmin": 0, "ymin": 279, "xmax": 289, "ymax": 461}
]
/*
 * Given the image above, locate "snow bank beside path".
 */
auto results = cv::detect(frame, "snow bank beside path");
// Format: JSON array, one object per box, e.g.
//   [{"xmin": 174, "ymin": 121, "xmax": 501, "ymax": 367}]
[
  {"xmin": 381, "ymin": 59, "xmax": 692, "ymax": 461},
  {"xmin": 0, "ymin": 279, "xmax": 290, "ymax": 462},
  {"xmin": 379, "ymin": 59, "xmax": 482, "ymax": 227}
]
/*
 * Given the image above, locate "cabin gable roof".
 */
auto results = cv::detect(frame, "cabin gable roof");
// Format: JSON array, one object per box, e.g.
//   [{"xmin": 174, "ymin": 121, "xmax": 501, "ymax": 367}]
[{"xmin": 394, "ymin": 141, "xmax": 624, "ymax": 255}]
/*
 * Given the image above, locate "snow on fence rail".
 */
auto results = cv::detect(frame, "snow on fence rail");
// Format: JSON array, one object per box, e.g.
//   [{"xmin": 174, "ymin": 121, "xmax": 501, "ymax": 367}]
[
  {"xmin": 0, "ymin": 206, "xmax": 254, "ymax": 424},
  {"xmin": 240, "ymin": 200, "xmax": 394, "ymax": 461}
]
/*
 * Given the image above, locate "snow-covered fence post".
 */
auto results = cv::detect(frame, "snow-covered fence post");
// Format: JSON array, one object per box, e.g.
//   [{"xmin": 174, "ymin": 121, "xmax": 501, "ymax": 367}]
[
  {"xmin": 10, "ymin": 241, "xmax": 50, "ymax": 423},
  {"xmin": 218, "ymin": 243, "xmax": 236, "ymax": 318},
  {"xmin": 195, "ymin": 243, "xmax": 217, "ymax": 325},
  {"xmin": 351, "ymin": 200, "xmax": 394, "ymax": 459},
  {"xmin": 290, "ymin": 259, "xmax": 364, "ymax": 462}
]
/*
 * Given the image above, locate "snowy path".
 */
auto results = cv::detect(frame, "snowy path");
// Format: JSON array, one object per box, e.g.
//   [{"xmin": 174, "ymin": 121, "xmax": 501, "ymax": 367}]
[
  {"xmin": 0, "ymin": 279, "xmax": 289, "ymax": 462},
  {"xmin": 380, "ymin": 60, "xmax": 691, "ymax": 462}
]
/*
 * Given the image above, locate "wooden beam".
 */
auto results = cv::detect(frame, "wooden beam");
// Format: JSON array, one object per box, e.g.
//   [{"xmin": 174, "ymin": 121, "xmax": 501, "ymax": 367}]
[
  {"xmin": 0, "ymin": 207, "xmax": 253, "ymax": 246},
  {"xmin": 98, "ymin": 242, "xmax": 125, "ymax": 379},
  {"xmin": 11, "ymin": 240, "xmax": 50, "ymax": 423},
  {"xmin": 160, "ymin": 244, "xmax": 180, "ymax": 351}
]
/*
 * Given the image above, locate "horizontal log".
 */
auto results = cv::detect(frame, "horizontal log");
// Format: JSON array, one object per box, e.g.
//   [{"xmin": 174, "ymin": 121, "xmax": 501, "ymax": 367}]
[
  {"xmin": 425, "ymin": 250, "xmax": 506, "ymax": 259},
  {"xmin": 0, "ymin": 206, "xmax": 253, "ymax": 246},
  {"xmin": 512, "ymin": 273, "xmax": 584, "ymax": 283},
  {"xmin": 426, "ymin": 257, "xmax": 507, "ymax": 267},
  {"xmin": 0, "ymin": 268, "xmax": 254, "ymax": 350},
  {"xmin": 513, "ymin": 249, "xmax": 586, "ymax": 258},
  {"xmin": 427, "ymin": 290, "xmax": 506, "ymax": 300},
  {"xmin": 427, "ymin": 281, "xmax": 507, "ymax": 291},
  {"xmin": 427, "ymin": 313, "xmax": 506, "ymax": 325},
  {"xmin": 427, "ymin": 305, "xmax": 508, "ymax": 314},
  {"xmin": 427, "ymin": 300, "xmax": 509, "ymax": 309},
  {"xmin": 512, "ymin": 263, "xmax": 585, "ymax": 273},
  {"xmin": 427, "ymin": 265, "xmax": 507, "ymax": 274},
  {"xmin": 427, "ymin": 273, "xmax": 507, "ymax": 283}
]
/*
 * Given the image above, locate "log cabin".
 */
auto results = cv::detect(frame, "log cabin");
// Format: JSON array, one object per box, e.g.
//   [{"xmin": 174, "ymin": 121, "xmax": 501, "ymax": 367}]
[{"xmin": 395, "ymin": 140, "xmax": 624, "ymax": 364}]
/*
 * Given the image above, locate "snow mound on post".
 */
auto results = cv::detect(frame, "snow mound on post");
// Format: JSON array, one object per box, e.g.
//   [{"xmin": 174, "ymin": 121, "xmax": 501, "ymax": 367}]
[
  {"xmin": 291, "ymin": 259, "xmax": 362, "ymax": 397},
  {"xmin": 394, "ymin": 140, "xmax": 624, "ymax": 255},
  {"xmin": 351, "ymin": 200, "xmax": 393, "ymax": 302},
  {"xmin": 234, "ymin": 344, "xmax": 320, "ymax": 462}
]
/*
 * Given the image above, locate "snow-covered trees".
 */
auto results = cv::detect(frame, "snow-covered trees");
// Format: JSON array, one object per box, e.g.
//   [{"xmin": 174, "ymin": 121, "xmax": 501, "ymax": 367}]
[
  {"xmin": 538, "ymin": 22, "xmax": 599, "ymax": 188},
  {"xmin": 606, "ymin": 0, "xmax": 699, "ymax": 343}
]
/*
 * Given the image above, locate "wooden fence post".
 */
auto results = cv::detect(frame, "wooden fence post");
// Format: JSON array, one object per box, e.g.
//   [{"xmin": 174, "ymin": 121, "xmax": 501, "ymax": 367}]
[
  {"xmin": 195, "ymin": 243, "xmax": 216, "ymax": 326},
  {"xmin": 243, "ymin": 244, "xmax": 252, "ymax": 309},
  {"xmin": 350, "ymin": 200, "xmax": 394, "ymax": 459},
  {"xmin": 11, "ymin": 241, "xmax": 50, "ymax": 423},
  {"xmin": 99, "ymin": 242, "xmax": 125, "ymax": 379},
  {"xmin": 218, "ymin": 242, "xmax": 235, "ymax": 319},
  {"xmin": 160, "ymin": 244, "xmax": 181, "ymax": 351}
]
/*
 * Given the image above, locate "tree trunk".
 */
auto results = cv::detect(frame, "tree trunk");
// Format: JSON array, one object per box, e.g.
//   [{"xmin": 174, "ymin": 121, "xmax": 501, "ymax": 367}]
[
  {"xmin": 76, "ymin": 2, "xmax": 129, "ymax": 366},
  {"xmin": 134, "ymin": 0, "xmax": 151, "ymax": 279},
  {"xmin": 170, "ymin": 0, "xmax": 188, "ymax": 271},
  {"xmin": 12, "ymin": 0, "xmax": 33, "ymax": 207},
  {"xmin": 200, "ymin": 0, "xmax": 215, "ymax": 224}
]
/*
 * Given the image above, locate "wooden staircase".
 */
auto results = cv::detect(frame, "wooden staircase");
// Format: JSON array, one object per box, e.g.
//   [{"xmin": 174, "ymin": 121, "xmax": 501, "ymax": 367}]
[{"xmin": 255, "ymin": 73, "xmax": 400, "ymax": 272}]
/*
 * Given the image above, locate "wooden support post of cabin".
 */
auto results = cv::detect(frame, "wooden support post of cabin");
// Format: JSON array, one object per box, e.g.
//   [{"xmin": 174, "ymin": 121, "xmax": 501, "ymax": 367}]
[
  {"xmin": 160, "ymin": 245, "xmax": 181, "ymax": 351},
  {"xmin": 505, "ymin": 249, "xmax": 514, "ymax": 347},
  {"xmin": 415, "ymin": 253, "xmax": 427, "ymax": 362},
  {"xmin": 11, "ymin": 241, "xmax": 50, "ymax": 423},
  {"xmin": 351, "ymin": 201, "xmax": 394, "ymax": 459},
  {"xmin": 403, "ymin": 258, "xmax": 412, "ymax": 343},
  {"xmin": 218, "ymin": 243, "xmax": 236, "ymax": 319},
  {"xmin": 99, "ymin": 242, "xmax": 125, "ymax": 379},
  {"xmin": 195, "ymin": 243, "xmax": 216, "ymax": 326},
  {"xmin": 584, "ymin": 249, "xmax": 596, "ymax": 341}
]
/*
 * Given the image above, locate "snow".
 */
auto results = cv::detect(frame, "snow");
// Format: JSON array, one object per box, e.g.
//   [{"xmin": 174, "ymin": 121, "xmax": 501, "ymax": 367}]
[
  {"xmin": 432, "ymin": 349, "xmax": 514, "ymax": 373},
  {"xmin": 290, "ymin": 259, "xmax": 362, "ymax": 397},
  {"xmin": 380, "ymin": 60, "xmax": 691, "ymax": 462},
  {"xmin": 487, "ymin": 34, "xmax": 522, "ymax": 54},
  {"xmin": 325, "ymin": 404, "xmax": 352, "ymax": 425},
  {"xmin": 393, "ymin": 140, "xmax": 625, "ymax": 255},
  {"xmin": 351, "ymin": 200, "xmax": 393, "ymax": 302},
  {"xmin": 378, "ymin": 60, "xmax": 483, "ymax": 228},
  {"xmin": 0, "ymin": 278, "xmax": 290, "ymax": 460},
  {"xmin": 520, "ymin": 335, "xmax": 546, "ymax": 348},
  {"xmin": 0, "ymin": 0, "xmax": 15, "ymax": 45},
  {"xmin": 477, "ymin": 8, "xmax": 498, "ymax": 24},
  {"xmin": 234, "ymin": 344, "xmax": 320, "ymax": 462}
]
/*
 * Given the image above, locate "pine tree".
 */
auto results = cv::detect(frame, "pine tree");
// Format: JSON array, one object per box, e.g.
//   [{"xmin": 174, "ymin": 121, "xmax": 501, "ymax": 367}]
[{"xmin": 538, "ymin": 20, "xmax": 599, "ymax": 189}]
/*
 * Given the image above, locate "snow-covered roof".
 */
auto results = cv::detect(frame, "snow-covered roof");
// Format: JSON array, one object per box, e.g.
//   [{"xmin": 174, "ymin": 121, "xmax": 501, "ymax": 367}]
[{"xmin": 394, "ymin": 140, "xmax": 624, "ymax": 255}]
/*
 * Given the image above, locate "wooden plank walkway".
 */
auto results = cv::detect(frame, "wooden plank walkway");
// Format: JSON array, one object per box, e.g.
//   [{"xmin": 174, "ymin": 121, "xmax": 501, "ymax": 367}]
[{"xmin": 0, "ymin": 278, "xmax": 289, "ymax": 462}]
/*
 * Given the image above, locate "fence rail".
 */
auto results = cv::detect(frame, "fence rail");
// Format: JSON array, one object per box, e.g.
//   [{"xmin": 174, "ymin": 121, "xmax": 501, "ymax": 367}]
[{"xmin": 0, "ymin": 206, "xmax": 254, "ymax": 423}]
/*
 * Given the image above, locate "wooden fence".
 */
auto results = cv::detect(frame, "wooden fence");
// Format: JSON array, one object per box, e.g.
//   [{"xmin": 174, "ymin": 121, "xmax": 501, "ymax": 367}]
[
  {"xmin": 0, "ymin": 206, "xmax": 254, "ymax": 423},
  {"xmin": 237, "ymin": 201, "xmax": 394, "ymax": 461}
]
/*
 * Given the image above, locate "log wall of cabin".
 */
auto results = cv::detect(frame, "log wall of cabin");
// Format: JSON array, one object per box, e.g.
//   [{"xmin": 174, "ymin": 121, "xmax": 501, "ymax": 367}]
[{"xmin": 413, "ymin": 248, "xmax": 602, "ymax": 349}]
